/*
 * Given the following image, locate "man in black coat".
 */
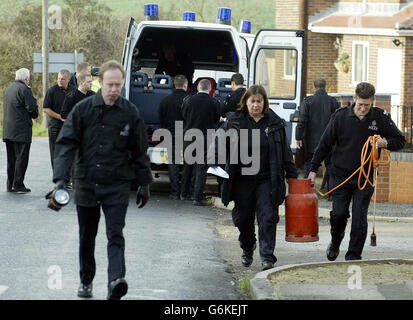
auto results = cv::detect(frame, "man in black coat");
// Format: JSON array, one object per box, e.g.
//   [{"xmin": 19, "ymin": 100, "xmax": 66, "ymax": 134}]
[
  {"xmin": 181, "ymin": 79, "xmax": 220, "ymax": 205},
  {"xmin": 52, "ymin": 60, "xmax": 153, "ymax": 300},
  {"xmin": 220, "ymin": 73, "xmax": 246, "ymax": 118},
  {"xmin": 61, "ymin": 73, "xmax": 95, "ymax": 120},
  {"xmin": 43, "ymin": 69, "xmax": 75, "ymax": 171},
  {"xmin": 158, "ymin": 75, "xmax": 188, "ymax": 199},
  {"xmin": 296, "ymin": 78, "xmax": 339, "ymax": 178},
  {"xmin": 2, "ymin": 68, "xmax": 39, "ymax": 193}
]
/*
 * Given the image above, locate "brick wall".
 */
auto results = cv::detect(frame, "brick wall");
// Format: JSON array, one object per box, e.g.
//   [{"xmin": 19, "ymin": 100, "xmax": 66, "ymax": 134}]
[{"xmin": 387, "ymin": 153, "xmax": 413, "ymax": 202}]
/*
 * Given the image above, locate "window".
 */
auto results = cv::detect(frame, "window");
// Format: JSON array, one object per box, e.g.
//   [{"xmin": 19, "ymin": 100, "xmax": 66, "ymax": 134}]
[
  {"xmin": 284, "ymin": 50, "xmax": 297, "ymax": 80},
  {"xmin": 254, "ymin": 48, "xmax": 296, "ymax": 100},
  {"xmin": 352, "ymin": 41, "xmax": 369, "ymax": 84}
]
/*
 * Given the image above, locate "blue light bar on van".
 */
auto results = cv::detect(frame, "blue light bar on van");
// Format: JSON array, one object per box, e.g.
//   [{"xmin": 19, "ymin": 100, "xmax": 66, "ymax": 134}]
[
  {"xmin": 144, "ymin": 4, "xmax": 159, "ymax": 20},
  {"xmin": 217, "ymin": 7, "xmax": 231, "ymax": 25},
  {"xmin": 183, "ymin": 11, "xmax": 196, "ymax": 21},
  {"xmin": 239, "ymin": 20, "xmax": 251, "ymax": 33}
]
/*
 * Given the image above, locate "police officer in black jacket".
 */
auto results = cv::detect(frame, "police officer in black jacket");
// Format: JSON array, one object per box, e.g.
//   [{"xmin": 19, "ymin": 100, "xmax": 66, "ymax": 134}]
[
  {"xmin": 308, "ymin": 82, "xmax": 405, "ymax": 261},
  {"xmin": 158, "ymin": 75, "xmax": 188, "ymax": 199},
  {"xmin": 215, "ymin": 85, "xmax": 298, "ymax": 270},
  {"xmin": 2, "ymin": 68, "xmax": 39, "ymax": 193},
  {"xmin": 181, "ymin": 79, "xmax": 220, "ymax": 205},
  {"xmin": 296, "ymin": 78, "xmax": 339, "ymax": 178},
  {"xmin": 220, "ymin": 73, "xmax": 246, "ymax": 118},
  {"xmin": 60, "ymin": 73, "xmax": 95, "ymax": 120},
  {"xmin": 52, "ymin": 60, "xmax": 153, "ymax": 300}
]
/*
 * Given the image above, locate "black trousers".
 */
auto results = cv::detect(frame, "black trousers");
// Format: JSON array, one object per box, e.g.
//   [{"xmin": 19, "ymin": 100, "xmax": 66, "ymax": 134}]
[
  {"xmin": 329, "ymin": 175, "xmax": 374, "ymax": 260},
  {"xmin": 232, "ymin": 179, "xmax": 279, "ymax": 263},
  {"xmin": 167, "ymin": 141, "xmax": 182, "ymax": 197},
  {"xmin": 77, "ymin": 203, "xmax": 127, "ymax": 285},
  {"xmin": 5, "ymin": 140, "xmax": 31, "ymax": 189},
  {"xmin": 181, "ymin": 163, "xmax": 194, "ymax": 198},
  {"xmin": 48, "ymin": 125, "xmax": 62, "ymax": 170}
]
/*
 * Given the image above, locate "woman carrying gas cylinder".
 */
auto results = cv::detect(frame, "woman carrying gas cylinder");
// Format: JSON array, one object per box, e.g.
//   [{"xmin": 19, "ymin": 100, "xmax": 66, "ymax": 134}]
[{"xmin": 214, "ymin": 85, "xmax": 298, "ymax": 270}]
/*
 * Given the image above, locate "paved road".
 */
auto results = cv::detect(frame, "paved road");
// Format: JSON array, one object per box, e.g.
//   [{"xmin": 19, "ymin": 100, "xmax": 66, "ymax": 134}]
[{"xmin": 0, "ymin": 138, "xmax": 239, "ymax": 300}]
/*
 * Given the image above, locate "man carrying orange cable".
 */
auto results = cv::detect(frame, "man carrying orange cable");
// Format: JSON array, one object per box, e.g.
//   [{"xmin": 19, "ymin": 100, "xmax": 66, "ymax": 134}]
[{"xmin": 308, "ymin": 82, "xmax": 405, "ymax": 261}]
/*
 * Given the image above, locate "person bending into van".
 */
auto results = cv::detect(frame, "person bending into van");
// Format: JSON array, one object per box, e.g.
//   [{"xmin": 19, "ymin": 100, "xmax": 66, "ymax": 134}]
[
  {"xmin": 308, "ymin": 82, "xmax": 405, "ymax": 261},
  {"xmin": 158, "ymin": 75, "xmax": 188, "ymax": 199},
  {"xmin": 155, "ymin": 42, "xmax": 194, "ymax": 87},
  {"xmin": 217, "ymin": 85, "xmax": 297, "ymax": 270},
  {"xmin": 181, "ymin": 79, "xmax": 220, "ymax": 205}
]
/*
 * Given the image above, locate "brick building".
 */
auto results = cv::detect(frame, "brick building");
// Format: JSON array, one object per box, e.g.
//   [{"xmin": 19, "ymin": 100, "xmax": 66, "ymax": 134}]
[{"xmin": 275, "ymin": 0, "xmax": 413, "ymax": 203}]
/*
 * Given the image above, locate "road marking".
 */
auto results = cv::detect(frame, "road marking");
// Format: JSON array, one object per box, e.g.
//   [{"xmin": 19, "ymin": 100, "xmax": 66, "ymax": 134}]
[{"xmin": 0, "ymin": 285, "xmax": 8, "ymax": 296}]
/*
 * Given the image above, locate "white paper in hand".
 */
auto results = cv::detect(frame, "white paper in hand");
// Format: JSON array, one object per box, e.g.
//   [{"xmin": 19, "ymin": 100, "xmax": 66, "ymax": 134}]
[{"xmin": 207, "ymin": 166, "xmax": 229, "ymax": 179}]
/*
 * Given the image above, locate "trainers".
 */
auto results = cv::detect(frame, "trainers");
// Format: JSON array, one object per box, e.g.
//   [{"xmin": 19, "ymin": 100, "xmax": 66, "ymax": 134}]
[
  {"xmin": 169, "ymin": 194, "xmax": 180, "ymax": 200},
  {"xmin": 77, "ymin": 283, "xmax": 93, "ymax": 298}
]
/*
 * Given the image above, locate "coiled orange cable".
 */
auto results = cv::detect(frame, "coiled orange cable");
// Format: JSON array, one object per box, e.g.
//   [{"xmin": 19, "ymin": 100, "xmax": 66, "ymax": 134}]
[{"xmin": 316, "ymin": 135, "xmax": 391, "ymax": 197}]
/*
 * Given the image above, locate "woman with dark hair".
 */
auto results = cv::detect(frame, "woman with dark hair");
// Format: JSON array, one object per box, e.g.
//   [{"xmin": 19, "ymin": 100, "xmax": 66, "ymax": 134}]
[{"xmin": 217, "ymin": 85, "xmax": 298, "ymax": 270}]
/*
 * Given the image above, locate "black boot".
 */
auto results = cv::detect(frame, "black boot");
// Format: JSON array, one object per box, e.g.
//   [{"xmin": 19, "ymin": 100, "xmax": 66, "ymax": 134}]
[{"xmin": 241, "ymin": 243, "xmax": 256, "ymax": 267}]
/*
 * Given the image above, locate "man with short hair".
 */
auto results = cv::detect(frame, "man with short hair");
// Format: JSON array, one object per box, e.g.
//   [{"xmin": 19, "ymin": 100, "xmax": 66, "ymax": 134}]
[
  {"xmin": 296, "ymin": 78, "xmax": 339, "ymax": 179},
  {"xmin": 181, "ymin": 79, "xmax": 220, "ymax": 205},
  {"xmin": 61, "ymin": 73, "xmax": 95, "ymax": 120},
  {"xmin": 220, "ymin": 73, "xmax": 246, "ymax": 118},
  {"xmin": 43, "ymin": 69, "xmax": 75, "ymax": 170},
  {"xmin": 52, "ymin": 60, "xmax": 153, "ymax": 300},
  {"xmin": 69, "ymin": 62, "xmax": 91, "ymax": 88},
  {"xmin": 2, "ymin": 68, "xmax": 39, "ymax": 193},
  {"xmin": 158, "ymin": 74, "xmax": 188, "ymax": 199},
  {"xmin": 308, "ymin": 82, "xmax": 405, "ymax": 262}
]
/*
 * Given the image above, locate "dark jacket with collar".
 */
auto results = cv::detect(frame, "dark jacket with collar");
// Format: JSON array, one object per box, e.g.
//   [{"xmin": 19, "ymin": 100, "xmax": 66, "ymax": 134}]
[
  {"xmin": 217, "ymin": 110, "xmax": 298, "ymax": 207},
  {"xmin": 2, "ymin": 80, "xmax": 39, "ymax": 143},
  {"xmin": 158, "ymin": 89, "xmax": 187, "ymax": 135},
  {"xmin": 310, "ymin": 104, "xmax": 406, "ymax": 179},
  {"xmin": 295, "ymin": 89, "xmax": 339, "ymax": 153},
  {"xmin": 181, "ymin": 92, "xmax": 220, "ymax": 134},
  {"xmin": 53, "ymin": 90, "xmax": 153, "ymax": 206}
]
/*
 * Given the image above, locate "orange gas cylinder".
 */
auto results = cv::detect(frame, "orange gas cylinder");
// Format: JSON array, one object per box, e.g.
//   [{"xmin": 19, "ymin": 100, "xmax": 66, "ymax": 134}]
[{"xmin": 285, "ymin": 178, "xmax": 319, "ymax": 242}]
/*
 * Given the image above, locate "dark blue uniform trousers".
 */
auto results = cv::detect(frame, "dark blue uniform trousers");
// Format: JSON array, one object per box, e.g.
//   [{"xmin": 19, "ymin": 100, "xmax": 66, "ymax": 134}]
[
  {"xmin": 329, "ymin": 175, "xmax": 374, "ymax": 260},
  {"xmin": 232, "ymin": 179, "xmax": 279, "ymax": 264},
  {"xmin": 76, "ymin": 182, "xmax": 130, "ymax": 286}
]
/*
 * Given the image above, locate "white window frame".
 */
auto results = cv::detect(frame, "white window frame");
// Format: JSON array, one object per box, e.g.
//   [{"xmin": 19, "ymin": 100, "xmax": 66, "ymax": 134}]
[
  {"xmin": 352, "ymin": 40, "xmax": 369, "ymax": 86},
  {"xmin": 283, "ymin": 49, "xmax": 297, "ymax": 80}
]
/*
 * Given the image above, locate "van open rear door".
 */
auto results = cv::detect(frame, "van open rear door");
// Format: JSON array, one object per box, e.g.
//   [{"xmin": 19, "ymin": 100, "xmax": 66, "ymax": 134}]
[
  {"xmin": 248, "ymin": 29, "xmax": 304, "ymax": 152},
  {"xmin": 121, "ymin": 18, "xmax": 139, "ymax": 99}
]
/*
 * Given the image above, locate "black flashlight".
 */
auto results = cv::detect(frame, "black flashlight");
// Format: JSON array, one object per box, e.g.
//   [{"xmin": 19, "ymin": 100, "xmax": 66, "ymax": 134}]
[{"xmin": 45, "ymin": 181, "xmax": 70, "ymax": 211}]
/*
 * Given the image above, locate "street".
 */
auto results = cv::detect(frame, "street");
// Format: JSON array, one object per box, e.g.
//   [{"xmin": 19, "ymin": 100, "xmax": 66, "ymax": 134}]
[{"xmin": 0, "ymin": 138, "xmax": 239, "ymax": 300}]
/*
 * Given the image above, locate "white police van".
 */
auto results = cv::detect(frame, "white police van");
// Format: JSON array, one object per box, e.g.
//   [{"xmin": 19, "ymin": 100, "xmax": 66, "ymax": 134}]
[{"xmin": 121, "ymin": 5, "xmax": 304, "ymax": 168}]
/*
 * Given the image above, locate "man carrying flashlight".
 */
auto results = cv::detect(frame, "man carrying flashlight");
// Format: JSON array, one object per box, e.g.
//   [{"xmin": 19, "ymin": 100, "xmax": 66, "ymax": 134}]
[
  {"xmin": 308, "ymin": 82, "xmax": 405, "ymax": 262},
  {"xmin": 52, "ymin": 60, "xmax": 153, "ymax": 300}
]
